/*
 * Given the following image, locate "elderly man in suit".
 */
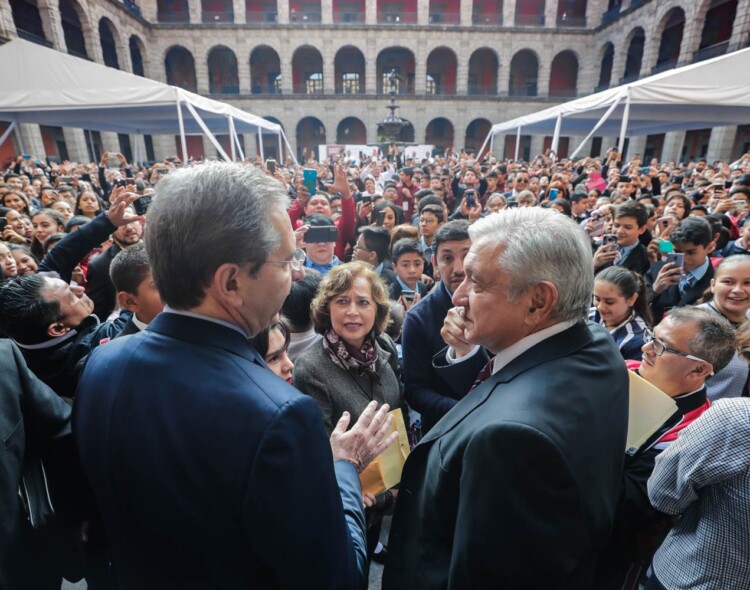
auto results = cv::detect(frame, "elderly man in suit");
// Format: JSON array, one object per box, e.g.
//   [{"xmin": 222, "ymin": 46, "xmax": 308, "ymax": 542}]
[
  {"xmin": 73, "ymin": 162, "xmax": 396, "ymax": 589},
  {"xmin": 383, "ymin": 207, "xmax": 629, "ymax": 589},
  {"xmin": 646, "ymin": 216, "xmax": 715, "ymax": 324}
]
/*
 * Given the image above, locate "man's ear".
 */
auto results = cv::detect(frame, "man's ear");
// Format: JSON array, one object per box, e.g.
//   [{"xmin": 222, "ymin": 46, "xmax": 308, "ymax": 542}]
[
  {"xmin": 116, "ymin": 290, "xmax": 139, "ymax": 313},
  {"xmin": 211, "ymin": 262, "xmax": 245, "ymax": 308},
  {"xmin": 47, "ymin": 321, "xmax": 70, "ymax": 338},
  {"xmin": 526, "ymin": 281, "xmax": 558, "ymax": 326}
]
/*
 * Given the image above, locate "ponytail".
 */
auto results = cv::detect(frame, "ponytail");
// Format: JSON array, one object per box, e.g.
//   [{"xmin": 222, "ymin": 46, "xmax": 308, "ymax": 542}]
[{"xmin": 596, "ymin": 266, "xmax": 653, "ymax": 327}]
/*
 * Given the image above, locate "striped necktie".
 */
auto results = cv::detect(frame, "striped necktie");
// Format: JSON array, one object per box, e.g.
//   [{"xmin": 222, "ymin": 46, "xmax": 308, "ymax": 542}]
[{"xmin": 470, "ymin": 357, "xmax": 495, "ymax": 391}]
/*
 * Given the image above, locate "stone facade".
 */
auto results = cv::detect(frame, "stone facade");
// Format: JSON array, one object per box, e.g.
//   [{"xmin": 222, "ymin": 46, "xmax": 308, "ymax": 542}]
[{"xmin": 1, "ymin": 0, "xmax": 749, "ymax": 162}]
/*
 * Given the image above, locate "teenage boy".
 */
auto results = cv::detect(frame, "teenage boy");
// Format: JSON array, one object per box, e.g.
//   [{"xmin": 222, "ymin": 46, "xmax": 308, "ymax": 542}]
[
  {"xmin": 593, "ymin": 202, "xmax": 650, "ymax": 275},
  {"xmin": 110, "ymin": 244, "xmax": 164, "ymax": 337},
  {"xmin": 646, "ymin": 217, "xmax": 715, "ymax": 323},
  {"xmin": 418, "ymin": 204, "xmax": 444, "ymax": 278},
  {"xmin": 389, "ymin": 238, "xmax": 429, "ymax": 303},
  {"xmin": 303, "ymin": 214, "xmax": 340, "ymax": 276}
]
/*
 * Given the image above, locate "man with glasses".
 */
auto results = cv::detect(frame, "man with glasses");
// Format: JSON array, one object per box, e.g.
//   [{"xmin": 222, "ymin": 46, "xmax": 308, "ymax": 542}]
[
  {"xmin": 503, "ymin": 170, "xmax": 530, "ymax": 202},
  {"xmin": 73, "ymin": 162, "xmax": 396, "ymax": 589},
  {"xmin": 352, "ymin": 225, "xmax": 397, "ymax": 286},
  {"xmin": 595, "ymin": 306, "xmax": 735, "ymax": 587}
]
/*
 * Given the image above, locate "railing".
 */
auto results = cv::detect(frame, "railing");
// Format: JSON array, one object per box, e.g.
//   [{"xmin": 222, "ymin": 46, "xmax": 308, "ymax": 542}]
[
  {"xmin": 251, "ymin": 85, "xmax": 282, "ymax": 95},
  {"xmin": 124, "ymin": 0, "xmax": 142, "ymax": 17},
  {"xmin": 514, "ymin": 13, "xmax": 544, "ymax": 26},
  {"xmin": 290, "ymin": 11, "xmax": 322, "ymax": 22},
  {"xmin": 68, "ymin": 48, "xmax": 91, "ymax": 60},
  {"xmin": 594, "ymin": 83, "xmax": 610, "ymax": 93},
  {"xmin": 548, "ymin": 89, "xmax": 578, "ymax": 99},
  {"xmin": 472, "ymin": 13, "xmax": 502, "ymax": 26},
  {"xmin": 210, "ymin": 84, "xmax": 240, "ymax": 94},
  {"xmin": 16, "ymin": 29, "xmax": 53, "ymax": 47},
  {"xmin": 293, "ymin": 83, "xmax": 325, "ymax": 94},
  {"xmin": 651, "ymin": 59, "xmax": 676, "ymax": 75},
  {"xmin": 335, "ymin": 11, "xmax": 365, "ymax": 23},
  {"xmin": 426, "ymin": 84, "xmax": 457, "ymax": 95},
  {"xmin": 468, "ymin": 84, "xmax": 497, "ymax": 96},
  {"xmin": 692, "ymin": 40, "xmax": 729, "ymax": 63},
  {"xmin": 378, "ymin": 12, "xmax": 418, "ymax": 24},
  {"xmin": 202, "ymin": 10, "xmax": 234, "ymax": 22},
  {"xmin": 508, "ymin": 85, "xmax": 538, "ymax": 97},
  {"xmin": 157, "ymin": 11, "xmax": 190, "ymax": 23},
  {"xmin": 556, "ymin": 14, "xmax": 586, "ymax": 27},
  {"xmin": 601, "ymin": 4, "xmax": 620, "ymax": 26},
  {"xmin": 246, "ymin": 10, "xmax": 278, "ymax": 22},
  {"xmin": 429, "ymin": 12, "xmax": 460, "ymax": 24}
]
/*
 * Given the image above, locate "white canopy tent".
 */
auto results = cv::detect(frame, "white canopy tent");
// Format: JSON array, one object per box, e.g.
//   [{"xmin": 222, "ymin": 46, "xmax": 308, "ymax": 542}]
[
  {"xmin": 480, "ymin": 47, "xmax": 750, "ymax": 161},
  {"xmin": 0, "ymin": 39, "xmax": 295, "ymax": 163}
]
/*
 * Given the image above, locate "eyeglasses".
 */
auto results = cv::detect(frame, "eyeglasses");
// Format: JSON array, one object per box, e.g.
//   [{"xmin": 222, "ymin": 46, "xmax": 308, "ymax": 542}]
[
  {"xmin": 353, "ymin": 244, "xmax": 371, "ymax": 253},
  {"xmin": 643, "ymin": 329, "xmax": 709, "ymax": 364},
  {"xmin": 263, "ymin": 248, "xmax": 306, "ymax": 271}
]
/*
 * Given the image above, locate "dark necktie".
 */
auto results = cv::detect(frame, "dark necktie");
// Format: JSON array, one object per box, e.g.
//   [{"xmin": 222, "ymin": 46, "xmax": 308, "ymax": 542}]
[{"xmin": 470, "ymin": 357, "xmax": 495, "ymax": 391}]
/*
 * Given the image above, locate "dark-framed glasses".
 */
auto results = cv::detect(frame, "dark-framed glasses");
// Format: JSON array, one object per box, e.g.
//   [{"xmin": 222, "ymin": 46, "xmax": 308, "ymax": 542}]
[
  {"xmin": 264, "ymin": 248, "xmax": 305, "ymax": 271},
  {"xmin": 643, "ymin": 329, "xmax": 709, "ymax": 364}
]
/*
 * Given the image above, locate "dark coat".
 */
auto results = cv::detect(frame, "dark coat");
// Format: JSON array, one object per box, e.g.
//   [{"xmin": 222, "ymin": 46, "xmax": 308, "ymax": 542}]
[
  {"xmin": 383, "ymin": 322, "xmax": 629, "ymax": 590},
  {"xmin": 86, "ymin": 244, "xmax": 121, "ymax": 322},
  {"xmin": 0, "ymin": 340, "xmax": 73, "ymax": 589},
  {"xmin": 645, "ymin": 259, "xmax": 714, "ymax": 323},
  {"xmin": 401, "ymin": 281, "xmax": 488, "ymax": 432},
  {"xmin": 596, "ymin": 243, "xmax": 651, "ymax": 276},
  {"xmin": 73, "ymin": 312, "xmax": 368, "ymax": 589}
]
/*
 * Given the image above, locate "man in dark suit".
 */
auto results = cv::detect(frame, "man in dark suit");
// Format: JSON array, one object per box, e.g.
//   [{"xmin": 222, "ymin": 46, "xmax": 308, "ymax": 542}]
[
  {"xmin": 401, "ymin": 220, "xmax": 488, "ymax": 433},
  {"xmin": 384, "ymin": 207, "xmax": 629, "ymax": 589},
  {"xmin": 86, "ymin": 210, "xmax": 143, "ymax": 321},
  {"xmin": 73, "ymin": 162, "xmax": 396, "ymax": 589},
  {"xmin": 594, "ymin": 201, "xmax": 651, "ymax": 276},
  {"xmin": 646, "ymin": 216, "xmax": 715, "ymax": 324}
]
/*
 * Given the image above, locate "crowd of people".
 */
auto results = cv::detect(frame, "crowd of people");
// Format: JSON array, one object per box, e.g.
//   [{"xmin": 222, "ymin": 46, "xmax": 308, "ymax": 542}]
[{"xmin": 1, "ymin": 144, "xmax": 750, "ymax": 589}]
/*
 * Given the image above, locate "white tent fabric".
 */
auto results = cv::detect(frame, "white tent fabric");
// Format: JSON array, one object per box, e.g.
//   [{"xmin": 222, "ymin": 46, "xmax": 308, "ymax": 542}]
[
  {"xmin": 0, "ymin": 39, "xmax": 294, "ymax": 162},
  {"xmin": 481, "ymin": 47, "xmax": 750, "ymax": 159}
]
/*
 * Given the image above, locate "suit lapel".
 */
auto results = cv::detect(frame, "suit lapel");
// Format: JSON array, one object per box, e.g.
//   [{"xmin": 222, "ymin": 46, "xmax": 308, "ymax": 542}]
[
  {"xmin": 419, "ymin": 322, "xmax": 593, "ymax": 445},
  {"xmin": 679, "ymin": 263, "xmax": 714, "ymax": 306}
]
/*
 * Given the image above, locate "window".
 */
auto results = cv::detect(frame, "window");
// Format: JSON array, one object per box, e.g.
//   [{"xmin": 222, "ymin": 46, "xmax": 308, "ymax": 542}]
[
  {"xmin": 306, "ymin": 72, "xmax": 323, "ymax": 94},
  {"xmin": 342, "ymin": 73, "xmax": 360, "ymax": 94}
]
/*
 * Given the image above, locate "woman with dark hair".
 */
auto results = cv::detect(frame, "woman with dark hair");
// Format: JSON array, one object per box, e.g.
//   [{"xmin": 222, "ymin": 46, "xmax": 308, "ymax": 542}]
[
  {"xmin": 249, "ymin": 321, "xmax": 294, "ymax": 384},
  {"xmin": 2, "ymin": 190, "xmax": 32, "ymax": 216},
  {"xmin": 8, "ymin": 244, "xmax": 38, "ymax": 276},
  {"xmin": 75, "ymin": 191, "xmax": 105, "ymax": 220},
  {"xmin": 30, "ymin": 208, "xmax": 65, "ymax": 260},
  {"xmin": 371, "ymin": 201, "xmax": 404, "ymax": 231},
  {"xmin": 589, "ymin": 266, "xmax": 652, "ymax": 361},
  {"xmin": 663, "ymin": 193, "xmax": 691, "ymax": 221},
  {"xmin": 551, "ymin": 198, "xmax": 572, "ymax": 217}
]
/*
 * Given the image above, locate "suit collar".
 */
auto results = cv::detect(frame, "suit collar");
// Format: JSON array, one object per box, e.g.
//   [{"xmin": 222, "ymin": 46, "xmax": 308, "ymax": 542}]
[
  {"xmin": 420, "ymin": 321, "xmax": 592, "ymax": 445},
  {"xmin": 147, "ymin": 312, "xmax": 265, "ymax": 366}
]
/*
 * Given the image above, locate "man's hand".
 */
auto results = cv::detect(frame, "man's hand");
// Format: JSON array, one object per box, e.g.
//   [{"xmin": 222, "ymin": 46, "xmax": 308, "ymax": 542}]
[
  {"xmin": 398, "ymin": 292, "xmax": 421, "ymax": 312},
  {"xmin": 327, "ymin": 162, "xmax": 352, "ymax": 200},
  {"xmin": 358, "ymin": 200, "xmax": 373, "ymax": 222},
  {"xmin": 329, "ymin": 401, "xmax": 398, "ymax": 473},
  {"xmin": 593, "ymin": 244, "xmax": 618, "ymax": 270},
  {"xmin": 3, "ymin": 226, "xmax": 26, "ymax": 244},
  {"xmin": 294, "ymin": 225, "xmax": 309, "ymax": 249},
  {"xmin": 441, "ymin": 307, "xmax": 475, "ymax": 358},
  {"xmin": 652, "ymin": 261, "xmax": 684, "ymax": 295},
  {"xmin": 106, "ymin": 186, "xmax": 145, "ymax": 227}
]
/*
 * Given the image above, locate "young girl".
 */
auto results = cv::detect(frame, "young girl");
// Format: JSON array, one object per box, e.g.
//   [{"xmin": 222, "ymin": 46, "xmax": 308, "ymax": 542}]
[
  {"xmin": 697, "ymin": 254, "xmax": 750, "ymax": 401},
  {"xmin": 589, "ymin": 266, "xmax": 652, "ymax": 361},
  {"xmin": 250, "ymin": 321, "xmax": 294, "ymax": 384}
]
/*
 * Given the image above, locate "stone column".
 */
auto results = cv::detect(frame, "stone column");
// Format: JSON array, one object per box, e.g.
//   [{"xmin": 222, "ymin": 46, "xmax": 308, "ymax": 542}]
[
  {"xmin": 189, "ymin": 0, "xmax": 202, "ymax": 24},
  {"xmin": 17, "ymin": 124, "xmax": 46, "ymax": 159},
  {"xmin": 728, "ymin": 0, "xmax": 750, "ymax": 52},
  {"xmin": 280, "ymin": 50, "xmax": 293, "ymax": 95},
  {"xmin": 63, "ymin": 128, "xmax": 91, "ymax": 162},
  {"xmin": 417, "ymin": 0, "xmax": 429, "ymax": 26},
  {"xmin": 529, "ymin": 135, "xmax": 545, "ymax": 161},
  {"xmin": 460, "ymin": 0, "xmax": 472, "ymax": 26},
  {"xmin": 323, "ymin": 52, "xmax": 335, "ymax": 94},
  {"xmin": 706, "ymin": 127, "xmax": 738, "ymax": 163},
  {"xmin": 456, "ymin": 39, "xmax": 469, "ymax": 95},
  {"xmin": 365, "ymin": 37, "xmax": 377, "ymax": 94},
  {"xmin": 321, "ymin": 0, "xmax": 333, "ymax": 24},
  {"xmin": 238, "ymin": 52, "xmax": 251, "ymax": 94},
  {"xmin": 586, "ymin": 0, "xmax": 606, "ymax": 29},
  {"xmin": 544, "ymin": 0, "xmax": 557, "ymax": 28},
  {"xmin": 537, "ymin": 59, "xmax": 550, "ymax": 97},
  {"xmin": 365, "ymin": 0, "xmax": 376, "ymax": 24},
  {"xmin": 139, "ymin": 0, "xmax": 158, "ymax": 22},
  {"xmin": 414, "ymin": 45, "xmax": 426, "ymax": 95},
  {"xmin": 277, "ymin": 0, "xmax": 290, "ymax": 23},
  {"xmin": 0, "ymin": 0, "xmax": 15, "ymax": 39},
  {"xmin": 661, "ymin": 131, "xmax": 686, "ymax": 164},
  {"xmin": 627, "ymin": 136, "xmax": 647, "ymax": 160},
  {"xmin": 233, "ymin": 0, "xmax": 246, "ymax": 23},
  {"xmin": 37, "ymin": 0, "xmax": 67, "ymax": 51},
  {"xmin": 101, "ymin": 132, "xmax": 122, "ymax": 155},
  {"xmin": 154, "ymin": 135, "xmax": 178, "ymax": 161},
  {"xmin": 503, "ymin": 0, "xmax": 515, "ymax": 27}
]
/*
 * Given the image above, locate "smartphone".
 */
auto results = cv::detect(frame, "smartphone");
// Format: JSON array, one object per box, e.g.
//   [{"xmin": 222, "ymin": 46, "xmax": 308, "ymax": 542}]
[
  {"xmin": 402, "ymin": 290, "xmax": 416, "ymax": 302},
  {"xmin": 658, "ymin": 240, "xmax": 674, "ymax": 254},
  {"xmin": 548, "ymin": 188, "xmax": 559, "ymax": 201},
  {"xmin": 22, "ymin": 154, "xmax": 30, "ymax": 160},
  {"xmin": 726, "ymin": 180, "xmax": 733, "ymax": 189},
  {"xmin": 305, "ymin": 226, "xmax": 338, "ymax": 243},
  {"xmin": 133, "ymin": 195, "xmax": 152, "ymax": 216},
  {"xmin": 666, "ymin": 252, "xmax": 684, "ymax": 269},
  {"xmin": 59, "ymin": 176, "xmax": 73, "ymax": 184},
  {"xmin": 115, "ymin": 179, "xmax": 130, "ymax": 188},
  {"xmin": 658, "ymin": 217, "xmax": 672, "ymax": 229},
  {"xmin": 376, "ymin": 210, "xmax": 387, "ymax": 226},
  {"xmin": 266, "ymin": 159, "xmax": 277, "ymax": 174},
  {"xmin": 0, "ymin": 218, "xmax": 7, "ymax": 231},
  {"xmin": 641, "ymin": 166, "xmax": 649, "ymax": 174},
  {"xmin": 464, "ymin": 190, "xmax": 476, "ymax": 208},
  {"xmin": 303, "ymin": 168, "xmax": 317, "ymax": 196},
  {"xmin": 603, "ymin": 234, "xmax": 618, "ymax": 246},
  {"xmin": 361, "ymin": 196, "xmax": 372, "ymax": 204},
  {"xmin": 588, "ymin": 216, "xmax": 605, "ymax": 238}
]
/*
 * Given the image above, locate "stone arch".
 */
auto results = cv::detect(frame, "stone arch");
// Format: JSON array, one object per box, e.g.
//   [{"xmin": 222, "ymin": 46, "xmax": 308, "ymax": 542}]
[
  {"xmin": 425, "ymin": 117, "xmax": 455, "ymax": 150},
  {"xmin": 426, "ymin": 47, "xmax": 458, "ymax": 95},
  {"xmin": 464, "ymin": 118, "xmax": 492, "ymax": 152},
  {"xmin": 165, "ymin": 45, "xmax": 197, "ymax": 92},
  {"xmin": 509, "ymin": 48, "xmax": 539, "ymax": 97},
  {"xmin": 292, "ymin": 45, "xmax": 324, "ymax": 94},
  {"xmin": 468, "ymin": 47, "xmax": 499, "ymax": 96},
  {"xmin": 98, "ymin": 17, "xmax": 120, "ymax": 69},
  {"xmin": 60, "ymin": 0, "xmax": 90, "ymax": 58},
  {"xmin": 337, "ymin": 117, "xmax": 367, "ymax": 144},
  {"xmin": 9, "ymin": 0, "xmax": 47, "ymax": 44},
  {"xmin": 250, "ymin": 46, "xmax": 282, "ymax": 94},
  {"xmin": 597, "ymin": 42, "xmax": 614, "ymax": 90},
  {"xmin": 549, "ymin": 50, "xmax": 578, "ymax": 97},
  {"xmin": 208, "ymin": 45, "xmax": 239, "ymax": 94},
  {"xmin": 296, "ymin": 116, "xmax": 326, "ymax": 160},
  {"xmin": 622, "ymin": 27, "xmax": 646, "ymax": 82},
  {"xmin": 335, "ymin": 46, "xmax": 366, "ymax": 94},
  {"xmin": 129, "ymin": 34, "xmax": 148, "ymax": 77},
  {"xmin": 376, "ymin": 47, "xmax": 416, "ymax": 94},
  {"xmin": 654, "ymin": 7, "xmax": 685, "ymax": 70}
]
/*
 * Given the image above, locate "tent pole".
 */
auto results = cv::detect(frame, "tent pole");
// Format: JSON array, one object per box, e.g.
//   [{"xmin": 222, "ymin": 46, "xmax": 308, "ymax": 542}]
[
  {"xmin": 551, "ymin": 114, "xmax": 562, "ymax": 162},
  {"xmin": 183, "ymin": 101, "xmax": 231, "ymax": 161},
  {"xmin": 617, "ymin": 91, "xmax": 631, "ymax": 157},
  {"xmin": 278, "ymin": 132, "xmax": 283, "ymax": 162},
  {"xmin": 230, "ymin": 118, "xmax": 245, "ymax": 161},
  {"xmin": 228, "ymin": 117, "xmax": 236, "ymax": 161},
  {"xmin": 489, "ymin": 132, "xmax": 495, "ymax": 156},
  {"xmin": 258, "ymin": 127, "xmax": 265, "ymax": 161},
  {"xmin": 281, "ymin": 130, "xmax": 298, "ymax": 165},
  {"xmin": 87, "ymin": 130, "xmax": 96, "ymax": 162},
  {"xmin": 0, "ymin": 122, "xmax": 16, "ymax": 150},
  {"xmin": 568, "ymin": 94, "xmax": 624, "ymax": 160},
  {"xmin": 134, "ymin": 132, "xmax": 140, "ymax": 166},
  {"xmin": 176, "ymin": 97, "xmax": 188, "ymax": 162},
  {"xmin": 514, "ymin": 127, "xmax": 521, "ymax": 161},
  {"xmin": 477, "ymin": 128, "xmax": 493, "ymax": 160}
]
